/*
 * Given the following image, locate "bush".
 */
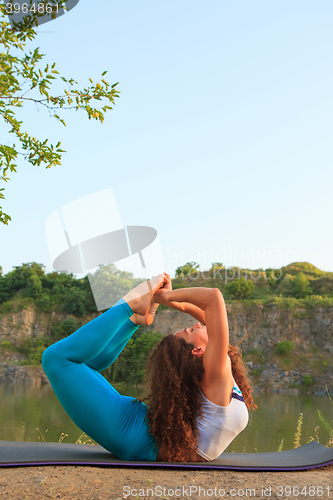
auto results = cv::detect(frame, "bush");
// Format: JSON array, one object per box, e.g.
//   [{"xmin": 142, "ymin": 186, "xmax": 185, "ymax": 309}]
[
  {"xmin": 276, "ymin": 340, "xmax": 295, "ymax": 356},
  {"xmin": 0, "ymin": 340, "xmax": 12, "ymax": 349},
  {"xmin": 104, "ymin": 330, "xmax": 163, "ymax": 384},
  {"xmin": 303, "ymin": 374, "xmax": 313, "ymax": 387},
  {"xmin": 294, "ymin": 272, "xmax": 312, "ymax": 299},
  {"xmin": 0, "ymin": 300, "xmax": 12, "ymax": 313},
  {"xmin": 18, "ymin": 337, "xmax": 50, "ymax": 365},
  {"xmin": 36, "ymin": 294, "xmax": 52, "ymax": 312},
  {"xmin": 62, "ymin": 289, "xmax": 87, "ymax": 316},
  {"xmin": 226, "ymin": 277, "xmax": 254, "ymax": 300},
  {"xmin": 53, "ymin": 317, "xmax": 81, "ymax": 340}
]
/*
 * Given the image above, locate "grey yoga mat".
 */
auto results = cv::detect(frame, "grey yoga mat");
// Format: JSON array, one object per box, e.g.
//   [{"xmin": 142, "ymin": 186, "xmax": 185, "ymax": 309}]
[{"xmin": 0, "ymin": 440, "xmax": 332, "ymax": 470}]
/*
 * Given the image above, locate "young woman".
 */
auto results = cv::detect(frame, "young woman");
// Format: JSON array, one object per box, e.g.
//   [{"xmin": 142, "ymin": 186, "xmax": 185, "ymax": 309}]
[
  {"xmin": 145, "ymin": 283, "xmax": 256, "ymax": 461},
  {"xmin": 42, "ymin": 273, "xmax": 255, "ymax": 462}
]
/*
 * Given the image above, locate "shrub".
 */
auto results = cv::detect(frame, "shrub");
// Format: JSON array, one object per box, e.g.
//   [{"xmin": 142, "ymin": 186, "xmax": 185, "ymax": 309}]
[
  {"xmin": 62, "ymin": 289, "xmax": 87, "ymax": 316},
  {"xmin": 303, "ymin": 374, "xmax": 313, "ymax": 387},
  {"xmin": 36, "ymin": 294, "xmax": 52, "ymax": 312},
  {"xmin": 294, "ymin": 272, "xmax": 312, "ymax": 299},
  {"xmin": 53, "ymin": 317, "xmax": 81, "ymax": 340},
  {"xmin": 0, "ymin": 300, "xmax": 13, "ymax": 313},
  {"xmin": 0, "ymin": 340, "xmax": 12, "ymax": 349},
  {"xmin": 18, "ymin": 337, "xmax": 50, "ymax": 365},
  {"xmin": 226, "ymin": 277, "xmax": 254, "ymax": 300},
  {"xmin": 276, "ymin": 340, "xmax": 295, "ymax": 356}
]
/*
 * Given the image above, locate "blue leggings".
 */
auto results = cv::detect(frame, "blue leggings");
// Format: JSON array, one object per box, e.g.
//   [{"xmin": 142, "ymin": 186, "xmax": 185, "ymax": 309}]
[{"xmin": 42, "ymin": 299, "xmax": 159, "ymax": 461}]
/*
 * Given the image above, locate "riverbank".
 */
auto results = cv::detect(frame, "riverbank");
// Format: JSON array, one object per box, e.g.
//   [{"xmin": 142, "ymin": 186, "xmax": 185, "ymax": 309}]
[{"xmin": 0, "ymin": 463, "xmax": 332, "ymax": 500}]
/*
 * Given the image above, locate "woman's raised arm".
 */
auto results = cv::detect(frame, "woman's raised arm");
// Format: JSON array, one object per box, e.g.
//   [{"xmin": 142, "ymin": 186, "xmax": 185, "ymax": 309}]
[
  {"xmin": 155, "ymin": 287, "xmax": 230, "ymax": 380},
  {"xmin": 153, "ymin": 293, "xmax": 206, "ymax": 325}
]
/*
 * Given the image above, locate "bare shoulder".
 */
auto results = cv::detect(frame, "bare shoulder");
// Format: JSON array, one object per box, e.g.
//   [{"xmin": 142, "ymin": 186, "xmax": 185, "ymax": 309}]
[{"xmin": 201, "ymin": 356, "xmax": 234, "ymax": 407}]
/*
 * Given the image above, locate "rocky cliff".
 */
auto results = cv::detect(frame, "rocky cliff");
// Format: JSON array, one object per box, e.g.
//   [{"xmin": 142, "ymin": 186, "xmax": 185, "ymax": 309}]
[
  {"xmin": 144, "ymin": 302, "xmax": 333, "ymax": 394},
  {"xmin": 0, "ymin": 303, "xmax": 332, "ymax": 393}
]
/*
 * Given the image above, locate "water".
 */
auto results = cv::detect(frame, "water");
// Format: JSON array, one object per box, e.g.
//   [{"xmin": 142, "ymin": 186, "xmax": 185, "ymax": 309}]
[{"xmin": 0, "ymin": 383, "xmax": 332, "ymax": 453}]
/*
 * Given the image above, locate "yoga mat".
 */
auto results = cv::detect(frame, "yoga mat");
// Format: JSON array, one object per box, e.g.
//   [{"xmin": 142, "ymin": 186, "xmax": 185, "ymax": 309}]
[{"xmin": 0, "ymin": 440, "xmax": 332, "ymax": 470}]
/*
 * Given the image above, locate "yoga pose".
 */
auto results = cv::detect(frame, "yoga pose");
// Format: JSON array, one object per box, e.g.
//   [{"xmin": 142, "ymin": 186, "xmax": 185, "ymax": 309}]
[{"xmin": 42, "ymin": 273, "xmax": 256, "ymax": 462}]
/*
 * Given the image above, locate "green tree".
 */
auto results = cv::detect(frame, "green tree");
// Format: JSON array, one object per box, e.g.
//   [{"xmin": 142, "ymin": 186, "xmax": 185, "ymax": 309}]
[
  {"xmin": 88, "ymin": 264, "xmax": 144, "ymax": 310},
  {"xmin": 0, "ymin": 2, "xmax": 119, "ymax": 224},
  {"xmin": 175, "ymin": 262, "xmax": 200, "ymax": 278},
  {"xmin": 294, "ymin": 272, "xmax": 312, "ymax": 299},
  {"xmin": 226, "ymin": 277, "xmax": 254, "ymax": 300}
]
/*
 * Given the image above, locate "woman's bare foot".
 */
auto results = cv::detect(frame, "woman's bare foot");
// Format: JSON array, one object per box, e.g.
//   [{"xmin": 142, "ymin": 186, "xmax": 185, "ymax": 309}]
[
  {"xmin": 130, "ymin": 274, "xmax": 171, "ymax": 326},
  {"xmin": 123, "ymin": 273, "xmax": 166, "ymax": 316},
  {"xmin": 131, "ymin": 298, "xmax": 160, "ymax": 326}
]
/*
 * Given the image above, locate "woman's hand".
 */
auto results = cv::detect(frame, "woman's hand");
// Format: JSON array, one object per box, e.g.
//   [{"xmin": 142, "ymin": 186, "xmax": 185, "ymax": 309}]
[{"xmin": 161, "ymin": 273, "xmax": 172, "ymax": 291}]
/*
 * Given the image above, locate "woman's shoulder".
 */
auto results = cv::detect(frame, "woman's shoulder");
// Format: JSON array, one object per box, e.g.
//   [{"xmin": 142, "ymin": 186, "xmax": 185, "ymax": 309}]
[{"xmin": 201, "ymin": 356, "xmax": 234, "ymax": 407}]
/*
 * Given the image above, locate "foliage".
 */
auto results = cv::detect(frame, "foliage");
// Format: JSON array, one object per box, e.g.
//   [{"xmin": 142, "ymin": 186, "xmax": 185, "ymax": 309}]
[
  {"xmin": 61, "ymin": 288, "xmax": 88, "ymax": 316},
  {"xmin": 0, "ymin": 2, "xmax": 119, "ymax": 224},
  {"xmin": 103, "ymin": 329, "xmax": 163, "ymax": 385},
  {"xmin": 0, "ymin": 340, "xmax": 12, "ymax": 349},
  {"xmin": 52, "ymin": 317, "xmax": 81, "ymax": 340},
  {"xmin": 317, "ymin": 410, "xmax": 333, "ymax": 447},
  {"xmin": 293, "ymin": 412, "xmax": 303, "ymax": 448},
  {"xmin": 317, "ymin": 386, "xmax": 333, "ymax": 447},
  {"xmin": 18, "ymin": 336, "xmax": 50, "ymax": 365},
  {"xmin": 0, "ymin": 299, "xmax": 13, "ymax": 313},
  {"xmin": 276, "ymin": 340, "xmax": 295, "ymax": 356},
  {"xmin": 294, "ymin": 272, "xmax": 312, "ymax": 299},
  {"xmin": 175, "ymin": 262, "xmax": 200, "ymax": 278},
  {"xmin": 87, "ymin": 264, "xmax": 144, "ymax": 310},
  {"xmin": 303, "ymin": 374, "xmax": 313, "ymax": 387},
  {"xmin": 225, "ymin": 277, "xmax": 254, "ymax": 300}
]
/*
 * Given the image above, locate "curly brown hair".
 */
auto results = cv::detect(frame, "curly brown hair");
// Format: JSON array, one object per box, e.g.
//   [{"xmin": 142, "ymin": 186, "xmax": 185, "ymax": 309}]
[
  {"xmin": 228, "ymin": 343, "xmax": 257, "ymax": 411},
  {"xmin": 143, "ymin": 334, "xmax": 256, "ymax": 462},
  {"xmin": 144, "ymin": 334, "xmax": 204, "ymax": 461}
]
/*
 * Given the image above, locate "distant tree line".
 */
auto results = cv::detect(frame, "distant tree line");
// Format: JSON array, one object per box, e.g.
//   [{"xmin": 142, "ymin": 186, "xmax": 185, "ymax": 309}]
[
  {"xmin": 174, "ymin": 261, "xmax": 332, "ymax": 301},
  {"xmin": 0, "ymin": 262, "xmax": 143, "ymax": 316}
]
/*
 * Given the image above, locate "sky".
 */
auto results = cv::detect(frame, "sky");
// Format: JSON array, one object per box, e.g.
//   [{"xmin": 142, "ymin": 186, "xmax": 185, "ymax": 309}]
[{"xmin": 1, "ymin": 0, "xmax": 333, "ymax": 279}]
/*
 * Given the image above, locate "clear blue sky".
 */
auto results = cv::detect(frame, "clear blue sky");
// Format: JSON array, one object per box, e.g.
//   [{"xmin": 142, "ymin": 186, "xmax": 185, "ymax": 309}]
[{"xmin": 1, "ymin": 0, "xmax": 333, "ymax": 278}]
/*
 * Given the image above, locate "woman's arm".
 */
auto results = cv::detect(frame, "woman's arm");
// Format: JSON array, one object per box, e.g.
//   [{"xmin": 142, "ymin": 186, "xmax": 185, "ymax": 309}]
[
  {"xmin": 156, "ymin": 287, "xmax": 230, "ymax": 380},
  {"xmin": 154, "ymin": 293, "xmax": 206, "ymax": 325},
  {"xmin": 154, "ymin": 287, "xmax": 217, "ymax": 311}
]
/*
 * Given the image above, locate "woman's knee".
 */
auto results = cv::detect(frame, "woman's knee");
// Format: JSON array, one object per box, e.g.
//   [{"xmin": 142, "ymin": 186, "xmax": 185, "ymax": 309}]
[{"xmin": 42, "ymin": 344, "xmax": 60, "ymax": 374}]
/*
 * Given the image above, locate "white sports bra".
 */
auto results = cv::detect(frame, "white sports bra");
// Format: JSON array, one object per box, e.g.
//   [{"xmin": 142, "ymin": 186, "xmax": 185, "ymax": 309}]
[{"xmin": 196, "ymin": 379, "xmax": 249, "ymax": 461}]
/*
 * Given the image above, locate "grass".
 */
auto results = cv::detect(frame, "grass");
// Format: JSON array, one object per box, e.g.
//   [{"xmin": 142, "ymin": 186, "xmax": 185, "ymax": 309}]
[
  {"xmin": 278, "ymin": 385, "xmax": 333, "ymax": 451},
  {"xmin": 35, "ymin": 427, "xmax": 97, "ymax": 445}
]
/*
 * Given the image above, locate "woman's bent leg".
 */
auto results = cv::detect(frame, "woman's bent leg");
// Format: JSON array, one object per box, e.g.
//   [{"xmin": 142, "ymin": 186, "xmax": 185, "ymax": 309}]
[
  {"xmin": 42, "ymin": 299, "xmax": 158, "ymax": 461},
  {"xmin": 85, "ymin": 318, "xmax": 139, "ymax": 372}
]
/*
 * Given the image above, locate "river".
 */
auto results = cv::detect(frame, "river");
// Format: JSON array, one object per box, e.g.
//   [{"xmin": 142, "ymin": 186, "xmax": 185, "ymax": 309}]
[{"xmin": 0, "ymin": 382, "xmax": 332, "ymax": 453}]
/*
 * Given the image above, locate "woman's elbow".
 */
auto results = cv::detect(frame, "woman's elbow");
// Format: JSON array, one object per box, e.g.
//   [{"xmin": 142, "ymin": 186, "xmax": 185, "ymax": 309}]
[{"xmin": 210, "ymin": 288, "xmax": 224, "ymax": 302}]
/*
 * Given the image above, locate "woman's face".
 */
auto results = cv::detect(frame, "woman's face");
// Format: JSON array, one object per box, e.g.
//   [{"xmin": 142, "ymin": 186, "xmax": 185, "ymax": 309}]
[{"xmin": 174, "ymin": 322, "xmax": 208, "ymax": 351}]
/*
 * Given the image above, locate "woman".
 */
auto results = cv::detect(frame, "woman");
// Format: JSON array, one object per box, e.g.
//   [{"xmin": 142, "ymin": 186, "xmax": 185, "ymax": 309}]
[
  {"xmin": 42, "ymin": 272, "xmax": 255, "ymax": 462},
  {"xmin": 145, "ymin": 282, "xmax": 257, "ymax": 461}
]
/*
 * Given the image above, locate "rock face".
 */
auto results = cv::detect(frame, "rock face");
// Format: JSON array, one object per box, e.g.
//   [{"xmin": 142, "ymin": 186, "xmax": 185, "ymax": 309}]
[
  {"xmin": 0, "ymin": 364, "xmax": 48, "ymax": 387},
  {"xmin": 0, "ymin": 303, "xmax": 332, "ymax": 392},
  {"xmin": 144, "ymin": 303, "xmax": 333, "ymax": 394},
  {"xmin": 0, "ymin": 307, "xmax": 87, "ymax": 386},
  {"xmin": 145, "ymin": 303, "xmax": 333, "ymax": 350}
]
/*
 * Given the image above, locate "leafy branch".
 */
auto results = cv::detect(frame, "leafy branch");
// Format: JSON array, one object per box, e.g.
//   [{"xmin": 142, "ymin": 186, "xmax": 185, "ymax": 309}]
[{"xmin": 0, "ymin": 1, "xmax": 120, "ymax": 224}]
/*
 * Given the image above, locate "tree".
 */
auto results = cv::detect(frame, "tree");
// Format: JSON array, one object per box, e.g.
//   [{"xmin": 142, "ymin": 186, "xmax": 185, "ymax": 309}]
[
  {"xmin": 87, "ymin": 264, "xmax": 144, "ymax": 310},
  {"xmin": 294, "ymin": 272, "xmax": 312, "ymax": 299},
  {"xmin": 226, "ymin": 277, "xmax": 254, "ymax": 300},
  {"xmin": 175, "ymin": 262, "xmax": 200, "ymax": 278},
  {"xmin": 0, "ymin": 1, "xmax": 120, "ymax": 224}
]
